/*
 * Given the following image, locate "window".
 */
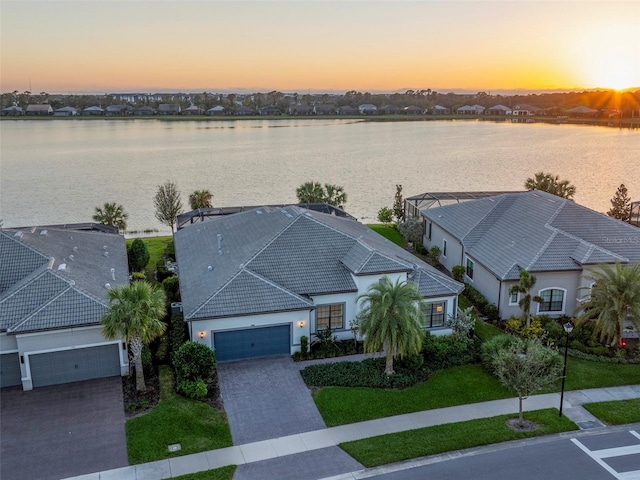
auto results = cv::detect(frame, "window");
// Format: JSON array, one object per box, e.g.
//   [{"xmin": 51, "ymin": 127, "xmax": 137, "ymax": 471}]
[
  {"xmin": 315, "ymin": 304, "xmax": 344, "ymax": 331},
  {"xmin": 427, "ymin": 222, "xmax": 432, "ymax": 240},
  {"xmin": 539, "ymin": 289, "xmax": 565, "ymax": 312},
  {"xmin": 442, "ymin": 239, "xmax": 447, "ymax": 258},
  {"xmin": 465, "ymin": 258, "xmax": 474, "ymax": 280},
  {"xmin": 509, "ymin": 291, "xmax": 518, "ymax": 305},
  {"xmin": 425, "ymin": 301, "xmax": 446, "ymax": 328}
]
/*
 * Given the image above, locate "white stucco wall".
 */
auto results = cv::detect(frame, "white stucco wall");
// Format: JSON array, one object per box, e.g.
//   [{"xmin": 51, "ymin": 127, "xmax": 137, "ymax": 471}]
[
  {"xmin": 190, "ymin": 309, "xmax": 312, "ymax": 354},
  {"xmin": 423, "ymin": 223, "xmax": 464, "ymax": 273},
  {"xmin": 466, "ymin": 256, "xmax": 501, "ymax": 307}
]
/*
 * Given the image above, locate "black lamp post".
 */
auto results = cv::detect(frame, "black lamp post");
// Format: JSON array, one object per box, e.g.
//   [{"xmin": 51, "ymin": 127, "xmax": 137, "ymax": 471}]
[{"xmin": 559, "ymin": 321, "xmax": 574, "ymax": 417}]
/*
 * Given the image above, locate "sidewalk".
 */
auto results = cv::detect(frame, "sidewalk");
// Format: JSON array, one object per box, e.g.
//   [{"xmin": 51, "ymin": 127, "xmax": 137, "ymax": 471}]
[{"xmin": 64, "ymin": 385, "xmax": 640, "ymax": 480}]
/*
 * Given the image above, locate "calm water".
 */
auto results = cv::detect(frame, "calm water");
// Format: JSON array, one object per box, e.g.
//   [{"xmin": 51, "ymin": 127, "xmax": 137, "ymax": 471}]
[{"xmin": 1, "ymin": 119, "xmax": 638, "ymax": 233}]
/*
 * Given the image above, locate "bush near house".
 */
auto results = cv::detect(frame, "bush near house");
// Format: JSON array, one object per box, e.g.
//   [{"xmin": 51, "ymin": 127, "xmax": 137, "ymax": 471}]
[
  {"xmin": 463, "ymin": 283, "xmax": 500, "ymax": 322},
  {"xmin": 173, "ymin": 341, "xmax": 216, "ymax": 400}
]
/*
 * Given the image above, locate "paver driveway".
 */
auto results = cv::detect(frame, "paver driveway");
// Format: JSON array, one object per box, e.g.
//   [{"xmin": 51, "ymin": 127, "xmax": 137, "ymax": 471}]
[
  {"xmin": 217, "ymin": 355, "xmax": 326, "ymax": 444},
  {"xmin": 0, "ymin": 377, "xmax": 128, "ymax": 480}
]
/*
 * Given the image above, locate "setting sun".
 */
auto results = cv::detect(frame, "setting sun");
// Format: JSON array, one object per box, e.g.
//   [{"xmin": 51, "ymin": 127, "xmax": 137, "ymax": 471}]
[{"xmin": 570, "ymin": 23, "xmax": 640, "ymax": 91}]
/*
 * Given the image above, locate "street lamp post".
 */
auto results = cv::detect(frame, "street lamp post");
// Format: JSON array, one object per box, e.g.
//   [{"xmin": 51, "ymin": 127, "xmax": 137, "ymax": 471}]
[{"xmin": 559, "ymin": 321, "xmax": 574, "ymax": 417}]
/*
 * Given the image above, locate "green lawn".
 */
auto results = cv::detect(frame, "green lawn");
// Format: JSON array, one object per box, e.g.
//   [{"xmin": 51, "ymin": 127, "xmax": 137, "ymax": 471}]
[
  {"xmin": 583, "ymin": 399, "xmax": 640, "ymax": 425},
  {"xmin": 474, "ymin": 319, "xmax": 504, "ymax": 342},
  {"xmin": 173, "ymin": 466, "xmax": 237, "ymax": 480},
  {"xmin": 125, "ymin": 366, "xmax": 232, "ymax": 464},
  {"xmin": 564, "ymin": 357, "xmax": 640, "ymax": 391},
  {"xmin": 340, "ymin": 409, "xmax": 578, "ymax": 468},
  {"xmin": 126, "ymin": 235, "xmax": 173, "ymax": 277},
  {"xmin": 312, "ymin": 364, "xmax": 513, "ymax": 426},
  {"xmin": 367, "ymin": 224, "xmax": 406, "ymax": 247}
]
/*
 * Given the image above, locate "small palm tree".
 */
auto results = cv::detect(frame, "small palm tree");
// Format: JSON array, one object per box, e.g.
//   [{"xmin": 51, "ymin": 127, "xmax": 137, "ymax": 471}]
[
  {"xmin": 524, "ymin": 172, "xmax": 576, "ymax": 200},
  {"xmin": 324, "ymin": 183, "xmax": 347, "ymax": 209},
  {"xmin": 93, "ymin": 202, "xmax": 128, "ymax": 231},
  {"xmin": 509, "ymin": 270, "xmax": 544, "ymax": 327},
  {"xmin": 576, "ymin": 262, "xmax": 640, "ymax": 347},
  {"xmin": 102, "ymin": 281, "xmax": 167, "ymax": 391},
  {"xmin": 357, "ymin": 277, "xmax": 425, "ymax": 375},
  {"xmin": 189, "ymin": 189, "xmax": 213, "ymax": 210}
]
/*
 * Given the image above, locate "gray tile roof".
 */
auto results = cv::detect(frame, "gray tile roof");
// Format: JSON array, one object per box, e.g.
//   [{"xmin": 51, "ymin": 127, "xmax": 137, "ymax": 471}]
[
  {"xmin": 0, "ymin": 228, "xmax": 128, "ymax": 334},
  {"xmin": 175, "ymin": 206, "xmax": 463, "ymax": 321},
  {"xmin": 422, "ymin": 191, "xmax": 640, "ymax": 280}
]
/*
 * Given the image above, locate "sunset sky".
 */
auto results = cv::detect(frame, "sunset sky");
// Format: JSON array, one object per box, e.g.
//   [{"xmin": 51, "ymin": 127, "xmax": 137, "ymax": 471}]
[{"xmin": 1, "ymin": 1, "xmax": 639, "ymax": 94}]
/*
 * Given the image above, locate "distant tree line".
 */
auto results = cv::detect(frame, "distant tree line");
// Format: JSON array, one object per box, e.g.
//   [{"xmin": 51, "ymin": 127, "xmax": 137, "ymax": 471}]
[{"xmin": 2, "ymin": 88, "xmax": 639, "ymax": 116}]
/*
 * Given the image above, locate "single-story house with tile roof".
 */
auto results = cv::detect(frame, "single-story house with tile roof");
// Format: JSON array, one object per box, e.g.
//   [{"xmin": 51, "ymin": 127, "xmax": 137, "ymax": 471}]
[
  {"xmin": 82, "ymin": 106, "xmax": 104, "ymax": 116},
  {"xmin": 512, "ymin": 104, "xmax": 542, "ymax": 116},
  {"xmin": 183, "ymin": 105, "xmax": 204, "ymax": 115},
  {"xmin": 105, "ymin": 104, "xmax": 132, "ymax": 116},
  {"xmin": 486, "ymin": 104, "xmax": 512, "ymax": 115},
  {"xmin": 26, "ymin": 104, "xmax": 53, "ymax": 116},
  {"xmin": 134, "ymin": 105, "xmax": 157, "ymax": 116},
  {"xmin": 358, "ymin": 104, "xmax": 378, "ymax": 115},
  {"xmin": 1, "ymin": 106, "xmax": 24, "ymax": 116},
  {"xmin": 53, "ymin": 106, "xmax": 78, "ymax": 116},
  {"xmin": 0, "ymin": 226, "xmax": 129, "ymax": 390},
  {"xmin": 314, "ymin": 104, "xmax": 336, "ymax": 115},
  {"xmin": 158, "ymin": 104, "xmax": 181, "ymax": 115},
  {"xmin": 174, "ymin": 205, "xmax": 463, "ymax": 362},
  {"xmin": 207, "ymin": 105, "xmax": 225, "ymax": 116},
  {"xmin": 431, "ymin": 105, "xmax": 451, "ymax": 115},
  {"xmin": 420, "ymin": 190, "xmax": 640, "ymax": 320},
  {"xmin": 565, "ymin": 106, "xmax": 599, "ymax": 117}
]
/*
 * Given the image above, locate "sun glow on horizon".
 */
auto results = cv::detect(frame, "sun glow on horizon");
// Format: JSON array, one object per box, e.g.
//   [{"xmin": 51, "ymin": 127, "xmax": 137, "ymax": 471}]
[{"xmin": 569, "ymin": 23, "xmax": 640, "ymax": 92}]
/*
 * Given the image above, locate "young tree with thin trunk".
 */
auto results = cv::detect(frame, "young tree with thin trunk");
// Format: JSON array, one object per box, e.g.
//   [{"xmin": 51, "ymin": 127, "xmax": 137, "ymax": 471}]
[
  {"xmin": 607, "ymin": 184, "xmax": 632, "ymax": 221},
  {"xmin": 576, "ymin": 262, "xmax": 640, "ymax": 347},
  {"xmin": 357, "ymin": 276, "xmax": 425, "ymax": 375},
  {"xmin": 154, "ymin": 181, "xmax": 183, "ymax": 233},
  {"xmin": 393, "ymin": 184, "xmax": 404, "ymax": 223},
  {"xmin": 484, "ymin": 336, "xmax": 562, "ymax": 427},
  {"xmin": 93, "ymin": 202, "xmax": 128, "ymax": 232},
  {"xmin": 509, "ymin": 270, "xmax": 544, "ymax": 327},
  {"xmin": 102, "ymin": 281, "xmax": 167, "ymax": 392}
]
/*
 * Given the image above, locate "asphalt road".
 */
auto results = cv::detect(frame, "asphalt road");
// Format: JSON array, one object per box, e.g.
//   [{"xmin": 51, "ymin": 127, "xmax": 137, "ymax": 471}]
[{"xmin": 369, "ymin": 427, "xmax": 640, "ymax": 480}]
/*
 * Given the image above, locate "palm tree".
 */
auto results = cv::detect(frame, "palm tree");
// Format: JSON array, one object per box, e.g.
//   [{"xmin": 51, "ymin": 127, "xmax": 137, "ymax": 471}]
[
  {"xmin": 524, "ymin": 171, "xmax": 576, "ymax": 200},
  {"xmin": 509, "ymin": 270, "xmax": 544, "ymax": 327},
  {"xmin": 102, "ymin": 281, "xmax": 167, "ymax": 391},
  {"xmin": 296, "ymin": 181, "xmax": 326, "ymax": 203},
  {"xmin": 324, "ymin": 183, "xmax": 347, "ymax": 209},
  {"xmin": 189, "ymin": 189, "xmax": 213, "ymax": 210},
  {"xmin": 576, "ymin": 262, "xmax": 640, "ymax": 347},
  {"xmin": 357, "ymin": 276, "xmax": 425, "ymax": 375},
  {"xmin": 92, "ymin": 202, "xmax": 129, "ymax": 232}
]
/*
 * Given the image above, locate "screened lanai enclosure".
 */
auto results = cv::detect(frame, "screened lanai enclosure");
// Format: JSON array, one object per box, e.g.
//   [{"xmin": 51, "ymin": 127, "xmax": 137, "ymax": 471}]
[{"xmin": 404, "ymin": 191, "xmax": 523, "ymax": 219}]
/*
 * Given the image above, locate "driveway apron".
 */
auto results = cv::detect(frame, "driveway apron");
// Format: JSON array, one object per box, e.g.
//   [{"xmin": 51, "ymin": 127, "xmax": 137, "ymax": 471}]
[
  {"xmin": 217, "ymin": 356, "xmax": 326, "ymax": 445},
  {"xmin": 0, "ymin": 377, "xmax": 128, "ymax": 480}
]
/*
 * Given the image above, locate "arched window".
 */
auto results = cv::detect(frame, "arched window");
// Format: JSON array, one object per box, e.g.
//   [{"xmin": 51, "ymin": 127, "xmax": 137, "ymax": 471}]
[{"xmin": 538, "ymin": 288, "xmax": 565, "ymax": 313}]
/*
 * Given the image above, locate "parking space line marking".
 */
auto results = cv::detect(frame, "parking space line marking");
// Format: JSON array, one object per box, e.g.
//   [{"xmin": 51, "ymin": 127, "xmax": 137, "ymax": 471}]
[
  {"xmin": 590, "ymin": 445, "xmax": 640, "ymax": 459},
  {"xmin": 631, "ymin": 431, "xmax": 640, "ymax": 441}
]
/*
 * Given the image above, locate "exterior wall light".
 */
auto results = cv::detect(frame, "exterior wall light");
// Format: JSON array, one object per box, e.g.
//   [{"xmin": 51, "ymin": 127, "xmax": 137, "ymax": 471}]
[
  {"xmin": 298, "ymin": 321, "xmax": 305, "ymax": 328},
  {"xmin": 198, "ymin": 331, "xmax": 206, "ymax": 339}
]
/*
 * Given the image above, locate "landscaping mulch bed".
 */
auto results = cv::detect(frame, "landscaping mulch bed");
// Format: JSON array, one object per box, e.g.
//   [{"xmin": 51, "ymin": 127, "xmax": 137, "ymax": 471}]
[{"xmin": 122, "ymin": 370, "xmax": 160, "ymax": 418}]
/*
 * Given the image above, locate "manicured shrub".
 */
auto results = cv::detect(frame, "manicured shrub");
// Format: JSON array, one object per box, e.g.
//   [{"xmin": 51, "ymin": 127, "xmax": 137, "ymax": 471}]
[
  {"xmin": 155, "ymin": 259, "xmax": 173, "ymax": 283},
  {"xmin": 177, "ymin": 379, "xmax": 208, "ymax": 400},
  {"xmin": 131, "ymin": 272, "xmax": 147, "ymax": 282},
  {"xmin": 174, "ymin": 341, "xmax": 216, "ymax": 384},
  {"xmin": 141, "ymin": 344, "xmax": 154, "ymax": 378},
  {"xmin": 377, "ymin": 207, "xmax": 393, "ymax": 224},
  {"xmin": 170, "ymin": 313, "xmax": 187, "ymax": 356},
  {"xmin": 421, "ymin": 333, "xmax": 480, "ymax": 370},
  {"xmin": 127, "ymin": 238, "xmax": 150, "ymax": 273},
  {"xmin": 427, "ymin": 246, "xmax": 441, "ymax": 265},
  {"xmin": 300, "ymin": 335, "xmax": 309, "ymax": 355},
  {"xmin": 452, "ymin": 265, "xmax": 465, "ymax": 282},
  {"xmin": 162, "ymin": 276, "xmax": 181, "ymax": 303},
  {"xmin": 300, "ymin": 357, "xmax": 429, "ymax": 389},
  {"xmin": 481, "ymin": 334, "xmax": 520, "ymax": 373}
]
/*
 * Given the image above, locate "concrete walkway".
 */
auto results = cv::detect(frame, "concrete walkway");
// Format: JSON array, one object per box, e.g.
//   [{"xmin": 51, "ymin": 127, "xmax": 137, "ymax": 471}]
[{"xmin": 63, "ymin": 385, "xmax": 640, "ymax": 480}]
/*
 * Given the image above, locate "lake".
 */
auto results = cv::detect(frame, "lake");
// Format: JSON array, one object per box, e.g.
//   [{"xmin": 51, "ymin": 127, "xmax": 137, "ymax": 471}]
[{"xmin": 1, "ymin": 119, "xmax": 638, "ymax": 233}]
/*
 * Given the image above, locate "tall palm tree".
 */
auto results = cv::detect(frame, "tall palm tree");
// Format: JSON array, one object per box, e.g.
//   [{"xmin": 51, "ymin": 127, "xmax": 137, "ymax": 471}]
[
  {"xmin": 576, "ymin": 262, "xmax": 640, "ymax": 347},
  {"xmin": 102, "ymin": 281, "xmax": 167, "ymax": 391},
  {"xmin": 357, "ymin": 277, "xmax": 425, "ymax": 375},
  {"xmin": 296, "ymin": 181, "xmax": 326, "ymax": 203},
  {"xmin": 189, "ymin": 189, "xmax": 213, "ymax": 210},
  {"xmin": 524, "ymin": 171, "xmax": 576, "ymax": 200},
  {"xmin": 509, "ymin": 270, "xmax": 544, "ymax": 327},
  {"xmin": 93, "ymin": 202, "xmax": 129, "ymax": 231}
]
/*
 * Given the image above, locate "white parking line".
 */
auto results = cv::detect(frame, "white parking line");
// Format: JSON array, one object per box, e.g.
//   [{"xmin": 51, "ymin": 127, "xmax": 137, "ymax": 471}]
[{"xmin": 572, "ymin": 433, "xmax": 640, "ymax": 480}]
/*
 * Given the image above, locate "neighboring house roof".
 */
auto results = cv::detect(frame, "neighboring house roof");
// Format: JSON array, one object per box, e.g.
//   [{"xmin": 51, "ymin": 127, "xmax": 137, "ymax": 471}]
[
  {"xmin": 421, "ymin": 191, "xmax": 640, "ymax": 280},
  {"xmin": 487, "ymin": 104, "xmax": 512, "ymax": 113},
  {"xmin": 26, "ymin": 104, "xmax": 53, "ymax": 112},
  {"xmin": 513, "ymin": 104, "xmax": 541, "ymax": 112},
  {"xmin": 565, "ymin": 106, "xmax": 599, "ymax": 114},
  {"xmin": 2, "ymin": 106, "xmax": 23, "ymax": 113},
  {"xmin": 54, "ymin": 106, "xmax": 78, "ymax": 113},
  {"xmin": 175, "ymin": 206, "xmax": 462, "ymax": 321},
  {"xmin": 158, "ymin": 104, "xmax": 181, "ymax": 113},
  {"xmin": 208, "ymin": 105, "xmax": 225, "ymax": 112},
  {"xmin": 0, "ymin": 227, "xmax": 128, "ymax": 334},
  {"xmin": 83, "ymin": 106, "xmax": 104, "ymax": 112}
]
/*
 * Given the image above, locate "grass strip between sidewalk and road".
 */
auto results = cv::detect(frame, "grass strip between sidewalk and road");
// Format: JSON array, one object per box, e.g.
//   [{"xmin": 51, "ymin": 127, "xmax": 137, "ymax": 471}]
[
  {"xmin": 172, "ymin": 465, "xmax": 237, "ymax": 480},
  {"xmin": 313, "ymin": 364, "xmax": 513, "ymax": 427},
  {"xmin": 583, "ymin": 398, "xmax": 640, "ymax": 425},
  {"xmin": 340, "ymin": 408, "xmax": 579, "ymax": 468},
  {"xmin": 126, "ymin": 366, "xmax": 232, "ymax": 464}
]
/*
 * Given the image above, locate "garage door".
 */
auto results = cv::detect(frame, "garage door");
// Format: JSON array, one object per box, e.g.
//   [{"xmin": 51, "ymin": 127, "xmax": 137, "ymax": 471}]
[
  {"xmin": 1, "ymin": 353, "xmax": 22, "ymax": 388},
  {"xmin": 214, "ymin": 325, "xmax": 291, "ymax": 362},
  {"xmin": 30, "ymin": 344, "xmax": 121, "ymax": 388}
]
